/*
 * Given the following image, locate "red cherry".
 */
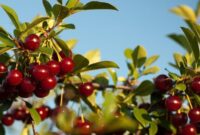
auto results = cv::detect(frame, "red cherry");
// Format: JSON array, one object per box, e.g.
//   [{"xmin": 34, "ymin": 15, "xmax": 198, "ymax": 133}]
[
  {"xmin": 189, "ymin": 108, "xmax": 200, "ymax": 123},
  {"xmin": 154, "ymin": 74, "xmax": 173, "ymax": 92},
  {"xmin": 40, "ymin": 76, "xmax": 57, "ymax": 91},
  {"xmin": 1, "ymin": 114, "xmax": 14, "ymax": 126},
  {"xmin": 79, "ymin": 82, "xmax": 94, "ymax": 97},
  {"xmin": 37, "ymin": 106, "xmax": 48, "ymax": 120},
  {"xmin": 34, "ymin": 87, "xmax": 50, "ymax": 98},
  {"xmin": 18, "ymin": 90, "xmax": 33, "ymax": 98},
  {"xmin": 182, "ymin": 124, "xmax": 197, "ymax": 135},
  {"xmin": 74, "ymin": 117, "xmax": 91, "ymax": 135},
  {"xmin": 42, "ymin": 106, "xmax": 51, "ymax": 117},
  {"xmin": 47, "ymin": 60, "xmax": 60, "ymax": 75},
  {"xmin": 32, "ymin": 65, "xmax": 50, "ymax": 81},
  {"xmin": 165, "ymin": 96, "xmax": 182, "ymax": 111},
  {"xmin": 171, "ymin": 112, "xmax": 188, "ymax": 127},
  {"xmin": 0, "ymin": 63, "xmax": 7, "ymax": 77},
  {"xmin": 60, "ymin": 57, "xmax": 74, "ymax": 74},
  {"xmin": 13, "ymin": 107, "xmax": 27, "ymax": 121},
  {"xmin": 20, "ymin": 77, "xmax": 36, "ymax": 93},
  {"xmin": 28, "ymin": 62, "xmax": 39, "ymax": 75},
  {"xmin": 191, "ymin": 77, "xmax": 200, "ymax": 94},
  {"xmin": 6, "ymin": 69, "xmax": 23, "ymax": 86},
  {"xmin": 24, "ymin": 34, "xmax": 40, "ymax": 51}
]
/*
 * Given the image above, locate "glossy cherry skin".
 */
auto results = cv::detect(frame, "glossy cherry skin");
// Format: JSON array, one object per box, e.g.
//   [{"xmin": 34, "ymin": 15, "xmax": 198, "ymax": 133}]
[
  {"xmin": 165, "ymin": 96, "xmax": 182, "ymax": 111},
  {"xmin": 6, "ymin": 69, "xmax": 23, "ymax": 86},
  {"xmin": 32, "ymin": 65, "xmax": 50, "ymax": 81},
  {"xmin": 189, "ymin": 108, "xmax": 200, "ymax": 123},
  {"xmin": 47, "ymin": 60, "xmax": 61, "ymax": 75},
  {"xmin": 24, "ymin": 34, "xmax": 40, "ymax": 51},
  {"xmin": 37, "ymin": 106, "xmax": 49, "ymax": 120},
  {"xmin": 154, "ymin": 74, "xmax": 173, "ymax": 92},
  {"xmin": 13, "ymin": 107, "xmax": 27, "ymax": 121},
  {"xmin": 34, "ymin": 87, "xmax": 50, "ymax": 98},
  {"xmin": 79, "ymin": 82, "xmax": 94, "ymax": 97},
  {"xmin": 1, "ymin": 114, "xmax": 14, "ymax": 126},
  {"xmin": 74, "ymin": 117, "xmax": 91, "ymax": 135},
  {"xmin": 182, "ymin": 124, "xmax": 197, "ymax": 135},
  {"xmin": 60, "ymin": 57, "xmax": 74, "ymax": 74},
  {"xmin": 171, "ymin": 112, "xmax": 188, "ymax": 127},
  {"xmin": 0, "ymin": 63, "xmax": 7, "ymax": 77},
  {"xmin": 28, "ymin": 62, "xmax": 39, "ymax": 75},
  {"xmin": 191, "ymin": 77, "xmax": 200, "ymax": 94},
  {"xmin": 20, "ymin": 77, "xmax": 36, "ymax": 93},
  {"xmin": 40, "ymin": 76, "xmax": 57, "ymax": 91}
]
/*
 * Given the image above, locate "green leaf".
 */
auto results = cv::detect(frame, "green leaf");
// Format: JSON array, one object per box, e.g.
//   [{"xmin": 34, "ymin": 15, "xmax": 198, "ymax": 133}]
[
  {"xmin": 52, "ymin": 4, "xmax": 69, "ymax": 21},
  {"xmin": 54, "ymin": 37, "xmax": 70, "ymax": 56},
  {"xmin": 168, "ymin": 72, "xmax": 180, "ymax": 80},
  {"xmin": 133, "ymin": 107, "xmax": 151, "ymax": 127},
  {"xmin": 108, "ymin": 69, "xmax": 118, "ymax": 86},
  {"xmin": 57, "ymin": 0, "xmax": 63, "ymax": 4},
  {"xmin": 0, "ymin": 27, "xmax": 9, "ymax": 36},
  {"xmin": 22, "ymin": 17, "xmax": 50, "ymax": 34},
  {"xmin": 81, "ymin": 61, "xmax": 119, "ymax": 72},
  {"xmin": 168, "ymin": 34, "xmax": 191, "ymax": 53},
  {"xmin": 124, "ymin": 48, "xmax": 133, "ymax": 59},
  {"xmin": 83, "ymin": 1, "xmax": 118, "ymax": 11},
  {"xmin": 0, "ymin": 47, "xmax": 13, "ymax": 55},
  {"xmin": 84, "ymin": 49, "xmax": 101, "ymax": 64},
  {"xmin": 133, "ymin": 80, "xmax": 154, "ymax": 96},
  {"xmin": 1, "ymin": 4, "xmax": 22, "ymax": 30},
  {"xmin": 73, "ymin": 54, "xmax": 89, "ymax": 72},
  {"xmin": 173, "ymin": 53, "xmax": 184, "ymax": 67},
  {"xmin": 142, "ymin": 66, "xmax": 160, "ymax": 75},
  {"xmin": 132, "ymin": 45, "xmax": 147, "ymax": 68},
  {"xmin": 66, "ymin": 39, "xmax": 77, "ymax": 49},
  {"xmin": 60, "ymin": 24, "xmax": 75, "ymax": 29},
  {"xmin": 28, "ymin": 108, "xmax": 41, "ymax": 125},
  {"xmin": 103, "ymin": 92, "xmax": 117, "ymax": 122},
  {"xmin": 159, "ymin": 118, "xmax": 176, "ymax": 134},
  {"xmin": 42, "ymin": 0, "xmax": 53, "ymax": 17},
  {"xmin": 0, "ymin": 53, "xmax": 10, "ymax": 64},
  {"xmin": 175, "ymin": 83, "xmax": 186, "ymax": 91},
  {"xmin": 144, "ymin": 55, "xmax": 159, "ymax": 67},
  {"xmin": 149, "ymin": 122, "xmax": 158, "ymax": 135},
  {"xmin": 181, "ymin": 27, "xmax": 199, "ymax": 62},
  {"xmin": 170, "ymin": 5, "xmax": 196, "ymax": 22},
  {"xmin": 38, "ymin": 46, "xmax": 53, "ymax": 57},
  {"xmin": 0, "ymin": 33, "xmax": 15, "ymax": 47},
  {"xmin": 66, "ymin": 0, "xmax": 80, "ymax": 8},
  {"xmin": 196, "ymin": 1, "xmax": 200, "ymax": 18}
]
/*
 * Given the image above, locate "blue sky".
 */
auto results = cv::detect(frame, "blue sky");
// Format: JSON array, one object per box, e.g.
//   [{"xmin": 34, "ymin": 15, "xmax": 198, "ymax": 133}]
[{"xmin": 0, "ymin": 0, "xmax": 198, "ymax": 79}]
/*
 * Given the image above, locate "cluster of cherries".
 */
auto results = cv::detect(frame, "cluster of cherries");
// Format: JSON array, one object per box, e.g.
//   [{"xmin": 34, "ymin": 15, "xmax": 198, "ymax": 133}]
[{"xmin": 154, "ymin": 74, "xmax": 200, "ymax": 135}]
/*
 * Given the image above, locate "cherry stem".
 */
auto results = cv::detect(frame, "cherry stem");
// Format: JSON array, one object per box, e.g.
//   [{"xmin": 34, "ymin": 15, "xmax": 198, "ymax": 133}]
[
  {"xmin": 186, "ymin": 94, "xmax": 193, "ymax": 109},
  {"xmin": 59, "ymin": 87, "xmax": 64, "ymax": 107},
  {"xmin": 31, "ymin": 121, "xmax": 37, "ymax": 135}
]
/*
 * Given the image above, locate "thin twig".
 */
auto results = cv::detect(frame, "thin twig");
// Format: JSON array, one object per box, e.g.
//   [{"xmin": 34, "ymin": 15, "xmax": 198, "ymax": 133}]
[{"xmin": 31, "ymin": 121, "xmax": 37, "ymax": 135}]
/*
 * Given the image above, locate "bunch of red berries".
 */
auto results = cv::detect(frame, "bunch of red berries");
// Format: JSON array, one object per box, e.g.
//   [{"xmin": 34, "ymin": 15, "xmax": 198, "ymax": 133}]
[{"xmin": 154, "ymin": 74, "xmax": 200, "ymax": 135}]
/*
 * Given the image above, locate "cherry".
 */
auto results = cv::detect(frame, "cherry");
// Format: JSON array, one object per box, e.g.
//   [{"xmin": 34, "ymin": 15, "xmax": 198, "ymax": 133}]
[
  {"xmin": 165, "ymin": 96, "xmax": 182, "ymax": 111},
  {"xmin": 182, "ymin": 124, "xmax": 197, "ymax": 135},
  {"xmin": 79, "ymin": 82, "xmax": 94, "ymax": 97},
  {"xmin": 0, "ymin": 63, "xmax": 7, "ymax": 77},
  {"xmin": 47, "ymin": 60, "xmax": 60, "ymax": 75},
  {"xmin": 36, "ymin": 106, "xmax": 48, "ymax": 120},
  {"xmin": 13, "ymin": 107, "xmax": 27, "ymax": 121},
  {"xmin": 1, "ymin": 114, "xmax": 14, "ymax": 126},
  {"xmin": 24, "ymin": 34, "xmax": 40, "ymax": 51},
  {"xmin": 189, "ymin": 108, "xmax": 200, "ymax": 123},
  {"xmin": 28, "ymin": 62, "xmax": 39, "ymax": 75},
  {"xmin": 60, "ymin": 57, "xmax": 74, "ymax": 74},
  {"xmin": 18, "ymin": 90, "xmax": 33, "ymax": 98},
  {"xmin": 171, "ymin": 112, "xmax": 187, "ymax": 127},
  {"xmin": 42, "ymin": 106, "xmax": 51, "ymax": 117},
  {"xmin": 34, "ymin": 87, "xmax": 50, "ymax": 98},
  {"xmin": 32, "ymin": 65, "xmax": 50, "ymax": 81},
  {"xmin": 20, "ymin": 77, "xmax": 36, "ymax": 93},
  {"xmin": 6, "ymin": 69, "xmax": 23, "ymax": 86},
  {"xmin": 191, "ymin": 77, "xmax": 200, "ymax": 94},
  {"xmin": 154, "ymin": 74, "xmax": 173, "ymax": 92},
  {"xmin": 40, "ymin": 76, "xmax": 57, "ymax": 91},
  {"xmin": 74, "ymin": 117, "xmax": 91, "ymax": 135}
]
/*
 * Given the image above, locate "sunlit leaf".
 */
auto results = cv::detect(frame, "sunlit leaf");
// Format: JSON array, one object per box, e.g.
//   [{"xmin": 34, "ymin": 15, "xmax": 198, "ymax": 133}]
[{"xmin": 84, "ymin": 49, "xmax": 101, "ymax": 64}]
